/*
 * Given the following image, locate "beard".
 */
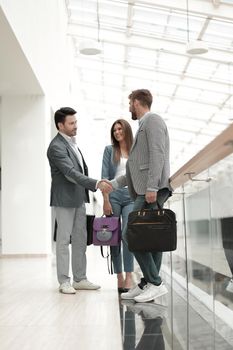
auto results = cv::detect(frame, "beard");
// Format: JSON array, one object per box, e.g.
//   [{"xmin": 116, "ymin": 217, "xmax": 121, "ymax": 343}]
[
  {"xmin": 131, "ymin": 112, "xmax": 137, "ymax": 120},
  {"xmin": 130, "ymin": 107, "xmax": 137, "ymax": 120}
]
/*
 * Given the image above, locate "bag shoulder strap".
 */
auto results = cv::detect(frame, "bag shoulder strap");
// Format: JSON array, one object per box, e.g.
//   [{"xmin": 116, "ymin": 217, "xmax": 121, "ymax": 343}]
[{"xmin": 100, "ymin": 246, "xmax": 113, "ymax": 274}]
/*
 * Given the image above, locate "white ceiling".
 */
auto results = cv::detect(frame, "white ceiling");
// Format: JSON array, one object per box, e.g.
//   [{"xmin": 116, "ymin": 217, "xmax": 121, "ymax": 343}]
[{"xmin": 65, "ymin": 0, "xmax": 233, "ymax": 174}]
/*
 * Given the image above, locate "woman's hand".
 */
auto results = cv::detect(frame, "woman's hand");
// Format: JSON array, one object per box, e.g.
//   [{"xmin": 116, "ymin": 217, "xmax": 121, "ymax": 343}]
[{"xmin": 103, "ymin": 201, "xmax": 113, "ymax": 216}]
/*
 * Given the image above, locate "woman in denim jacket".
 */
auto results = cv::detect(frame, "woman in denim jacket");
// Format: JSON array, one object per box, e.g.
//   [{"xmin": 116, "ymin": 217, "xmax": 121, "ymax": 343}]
[{"xmin": 101, "ymin": 119, "xmax": 134, "ymax": 292}]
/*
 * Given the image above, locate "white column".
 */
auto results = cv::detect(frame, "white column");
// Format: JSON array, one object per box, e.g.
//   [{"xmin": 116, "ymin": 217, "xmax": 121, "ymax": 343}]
[{"xmin": 1, "ymin": 95, "xmax": 51, "ymax": 254}]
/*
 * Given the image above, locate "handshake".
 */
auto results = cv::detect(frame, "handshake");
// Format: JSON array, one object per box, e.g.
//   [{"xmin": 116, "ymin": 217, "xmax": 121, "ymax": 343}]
[{"xmin": 97, "ymin": 179, "xmax": 113, "ymax": 194}]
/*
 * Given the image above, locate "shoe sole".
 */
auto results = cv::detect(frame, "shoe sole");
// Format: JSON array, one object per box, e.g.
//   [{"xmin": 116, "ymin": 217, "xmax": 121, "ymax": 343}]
[
  {"xmin": 73, "ymin": 287, "xmax": 101, "ymax": 290},
  {"xmin": 59, "ymin": 290, "xmax": 76, "ymax": 294},
  {"xmin": 121, "ymin": 293, "xmax": 143, "ymax": 300},
  {"xmin": 134, "ymin": 289, "xmax": 168, "ymax": 303},
  {"xmin": 121, "ymin": 295, "xmax": 136, "ymax": 300}
]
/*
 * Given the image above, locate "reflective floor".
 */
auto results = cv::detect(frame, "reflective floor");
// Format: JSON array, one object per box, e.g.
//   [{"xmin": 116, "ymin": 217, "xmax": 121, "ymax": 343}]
[
  {"xmin": 119, "ymin": 286, "xmax": 233, "ymax": 350},
  {"xmin": 120, "ymin": 299, "xmax": 169, "ymax": 350},
  {"xmin": 0, "ymin": 246, "xmax": 233, "ymax": 349}
]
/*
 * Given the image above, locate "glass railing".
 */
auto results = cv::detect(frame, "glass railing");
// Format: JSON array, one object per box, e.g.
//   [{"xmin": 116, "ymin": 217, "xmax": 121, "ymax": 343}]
[
  {"xmin": 162, "ymin": 124, "xmax": 233, "ymax": 349},
  {"xmin": 119, "ymin": 124, "xmax": 233, "ymax": 350}
]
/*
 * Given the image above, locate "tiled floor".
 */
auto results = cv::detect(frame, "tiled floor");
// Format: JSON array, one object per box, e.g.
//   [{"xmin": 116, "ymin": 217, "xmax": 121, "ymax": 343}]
[{"xmin": 0, "ymin": 247, "xmax": 122, "ymax": 350}]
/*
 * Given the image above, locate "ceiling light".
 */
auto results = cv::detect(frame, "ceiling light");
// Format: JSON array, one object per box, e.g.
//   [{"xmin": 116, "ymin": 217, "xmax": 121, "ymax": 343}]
[
  {"xmin": 79, "ymin": 40, "xmax": 102, "ymax": 55},
  {"xmin": 79, "ymin": 0, "xmax": 102, "ymax": 55},
  {"xmin": 185, "ymin": 0, "xmax": 208, "ymax": 55},
  {"xmin": 186, "ymin": 40, "xmax": 209, "ymax": 55}
]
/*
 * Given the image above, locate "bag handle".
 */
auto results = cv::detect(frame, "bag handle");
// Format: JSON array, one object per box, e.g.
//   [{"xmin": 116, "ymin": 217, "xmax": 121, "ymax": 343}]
[{"xmin": 142, "ymin": 200, "xmax": 162, "ymax": 210}]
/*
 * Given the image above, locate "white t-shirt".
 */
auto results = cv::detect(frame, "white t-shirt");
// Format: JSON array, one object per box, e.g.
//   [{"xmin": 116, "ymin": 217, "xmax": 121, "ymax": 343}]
[{"xmin": 114, "ymin": 157, "xmax": 127, "ymax": 178}]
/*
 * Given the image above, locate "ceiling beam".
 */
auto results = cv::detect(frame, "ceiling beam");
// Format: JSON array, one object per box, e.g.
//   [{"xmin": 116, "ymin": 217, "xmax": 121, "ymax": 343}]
[
  {"xmin": 212, "ymin": 0, "xmax": 221, "ymax": 8},
  {"xmin": 74, "ymin": 55, "xmax": 233, "ymax": 88},
  {"xmin": 134, "ymin": 0, "xmax": 233, "ymax": 21},
  {"xmin": 68, "ymin": 22, "xmax": 233, "ymax": 62}
]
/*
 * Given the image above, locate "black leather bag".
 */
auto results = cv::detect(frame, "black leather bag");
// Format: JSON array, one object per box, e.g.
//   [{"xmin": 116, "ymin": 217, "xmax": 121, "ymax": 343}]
[{"xmin": 126, "ymin": 202, "xmax": 177, "ymax": 252}]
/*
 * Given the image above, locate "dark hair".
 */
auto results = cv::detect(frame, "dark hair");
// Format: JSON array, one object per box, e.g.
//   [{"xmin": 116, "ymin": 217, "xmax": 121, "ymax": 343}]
[
  {"xmin": 111, "ymin": 119, "xmax": 133, "ymax": 163},
  {"xmin": 128, "ymin": 89, "xmax": 153, "ymax": 109},
  {"xmin": 54, "ymin": 107, "xmax": 77, "ymax": 130}
]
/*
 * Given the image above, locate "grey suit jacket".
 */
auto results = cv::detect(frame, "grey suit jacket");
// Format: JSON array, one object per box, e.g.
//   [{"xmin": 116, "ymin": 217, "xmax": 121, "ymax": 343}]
[
  {"xmin": 47, "ymin": 133, "xmax": 97, "ymax": 208},
  {"xmin": 114, "ymin": 112, "xmax": 171, "ymax": 200}
]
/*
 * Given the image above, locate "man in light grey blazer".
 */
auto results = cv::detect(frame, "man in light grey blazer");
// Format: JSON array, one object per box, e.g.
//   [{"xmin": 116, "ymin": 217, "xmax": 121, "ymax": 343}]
[
  {"xmin": 112, "ymin": 89, "xmax": 172, "ymax": 303},
  {"xmin": 47, "ymin": 107, "xmax": 112, "ymax": 294}
]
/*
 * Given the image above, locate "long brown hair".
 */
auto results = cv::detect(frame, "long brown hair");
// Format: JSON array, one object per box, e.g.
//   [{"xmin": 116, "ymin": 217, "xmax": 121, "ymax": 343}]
[{"xmin": 111, "ymin": 119, "xmax": 133, "ymax": 164}]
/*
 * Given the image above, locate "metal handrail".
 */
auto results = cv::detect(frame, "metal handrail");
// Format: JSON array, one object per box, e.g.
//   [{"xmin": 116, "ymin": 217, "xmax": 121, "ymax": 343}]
[{"xmin": 170, "ymin": 123, "xmax": 233, "ymax": 190}]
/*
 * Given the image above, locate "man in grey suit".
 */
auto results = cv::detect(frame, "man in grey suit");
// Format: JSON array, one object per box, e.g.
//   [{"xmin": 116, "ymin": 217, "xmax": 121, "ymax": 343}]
[
  {"xmin": 112, "ymin": 89, "xmax": 172, "ymax": 303},
  {"xmin": 47, "ymin": 107, "xmax": 112, "ymax": 294}
]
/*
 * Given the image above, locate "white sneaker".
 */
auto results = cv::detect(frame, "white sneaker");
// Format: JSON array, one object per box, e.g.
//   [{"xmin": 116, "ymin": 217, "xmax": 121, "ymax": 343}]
[
  {"xmin": 121, "ymin": 284, "xmax": 145, "ymax": 300},
  {"xmin": 226, "ymin": 279, "xmax": 233, "ymax": 293},
  {"xmin": 122, "ymin": 301, "xmax": 167, "ymax": 319},
  {"xmin": 72, "ymin": 279, "xmax": 101, "ymax": 290},
  {"xmin": 134, "ymin": 282, "xmax": 168, "ymax": 303},
  {"xmin": 59, "ymin": 281, "xmax": 76, "ymax": 294}
]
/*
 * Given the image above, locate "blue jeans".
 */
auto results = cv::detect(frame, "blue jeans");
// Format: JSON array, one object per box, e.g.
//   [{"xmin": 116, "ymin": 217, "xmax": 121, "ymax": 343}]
[
  {"xmin": 122, "ymin": 188, "xmax": 171, "ymax": 285},
  {"xmin": 109, "ymin": 187, "xmax": 134, "ymax": 273}
]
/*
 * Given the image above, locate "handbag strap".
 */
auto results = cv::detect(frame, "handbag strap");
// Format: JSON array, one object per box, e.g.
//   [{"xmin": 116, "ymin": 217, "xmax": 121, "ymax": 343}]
[{"xmin": 100, "ymin": 246, "xmax": 113, "ymax": 274}]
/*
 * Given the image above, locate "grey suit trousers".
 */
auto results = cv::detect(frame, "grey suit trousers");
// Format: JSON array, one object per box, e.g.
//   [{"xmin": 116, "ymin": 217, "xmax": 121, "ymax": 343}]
[{"xmin": 54, "ymin": 204, "xmax": 87, "ymax": 284}]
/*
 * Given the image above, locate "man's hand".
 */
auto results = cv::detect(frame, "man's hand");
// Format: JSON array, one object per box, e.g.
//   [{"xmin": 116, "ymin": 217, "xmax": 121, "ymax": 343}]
[
  {"xmin": 145, "ymin": 191, "xmax": 157, "ymax": 203},
  {"xmin": 97, "ymin": 179, "xmax": 113, "ymax": 194},
  {"xmin": 103, "ymin": 200, "xmax": 113, "ymax": 216}
]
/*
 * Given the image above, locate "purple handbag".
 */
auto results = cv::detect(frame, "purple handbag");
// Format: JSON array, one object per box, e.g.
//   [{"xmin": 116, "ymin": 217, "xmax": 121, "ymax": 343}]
[{"xmin": 93, "ymin": 216, "xmax": 121, "ymax": 246}]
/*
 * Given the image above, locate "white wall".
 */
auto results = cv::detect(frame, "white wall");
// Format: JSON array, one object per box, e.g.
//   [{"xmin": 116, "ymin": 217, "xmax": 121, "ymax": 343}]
[
  {"xmin": 0, "ymin": 0, "xmax": 72, "ymax": 108},
  {"xmin": 0, "ymin": 1, "xmax": 75, "ymax": 254},
  {"xmin": 1, "ymin": 96, "xmax": 51, "ymax": 254},
  {"xmin": 0, "ymin": 99, "xmax": 1, "ymax": 242}
]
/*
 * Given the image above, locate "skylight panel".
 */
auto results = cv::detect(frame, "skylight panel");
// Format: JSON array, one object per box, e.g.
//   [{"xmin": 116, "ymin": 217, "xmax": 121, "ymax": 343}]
[
  {"xmin": 212, "ymin": 111, "xmax": 233, "ymax": 124},
  {"xmin": 167, "ymin": 115, "xmax": 207, "ymax": 129},
  {"xmin": 81, "ymin": 70, "xmax": 102, "ymax": 83},
  {"xmin": 132, "ymin": 21, "xmax": 165, "ymax": 36},
  {"xmin": 167, "ymin": 120, "xmax": 200, "ymax": 133},
  {"xmin": 99, "ymin": 1, "xmax": 128, "ymax": 19},
  {"xmin": 188, "ymin": 104, "xmax": 218, "ymax": 120},
  {"xmin": 175, "ymin": 86, "xmax": 202, "ymax": 100},
  {"xmin": 133, "ymin": 7, "xmax": 169, "ymax": 26},
  {"xmin": 104, "ymin": 73, "xmax": 123, "ymax": 87},
  {"xmin": 197, "ymin": 90, "xmax": 228, "ymax": 105},
  {"xmin": 204, "ymin": 34, "xmax": 233, "ymax": 49},
  {"xmin": 158, "ymin": 52, "xmax": 187, "ymax": 71},
  {"xmin": 126, "ymin": 67, "xmax": 155, "ymax": 80},
  {"xmin": 205, "ymin": 122, "xmax": 228, "ymax": 133},
  {"xmin": 151, "ymin": 82, "xmax": 176, "ymax": 96},
  {"xmin": 182, "ymin": 77, "xmax": 231, "ymax": 94},
  {"xmin": 169, "ymin": 129, "xmax": 194, "ymax": 142},
  {"xmin": 125, "ymin": 76, "xmax": 151, "ymax": 87},
  {"xmin": 213, "ymin": 64, "xmax": 233, "ymax": 82},
  {"xmin": 206, "ymin": 19, "xmax": 233, "ymax": 37},
  {"xmin": 103, "ymin": 43, "xmax": 125, "ymax": 60},
  {"xmin": 187, "ymin": 59, "xmax": 218, "ymax": 78},
  {"xmin": 192, "ymin": 133, "xmax": 214, "ymax": 146}
]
